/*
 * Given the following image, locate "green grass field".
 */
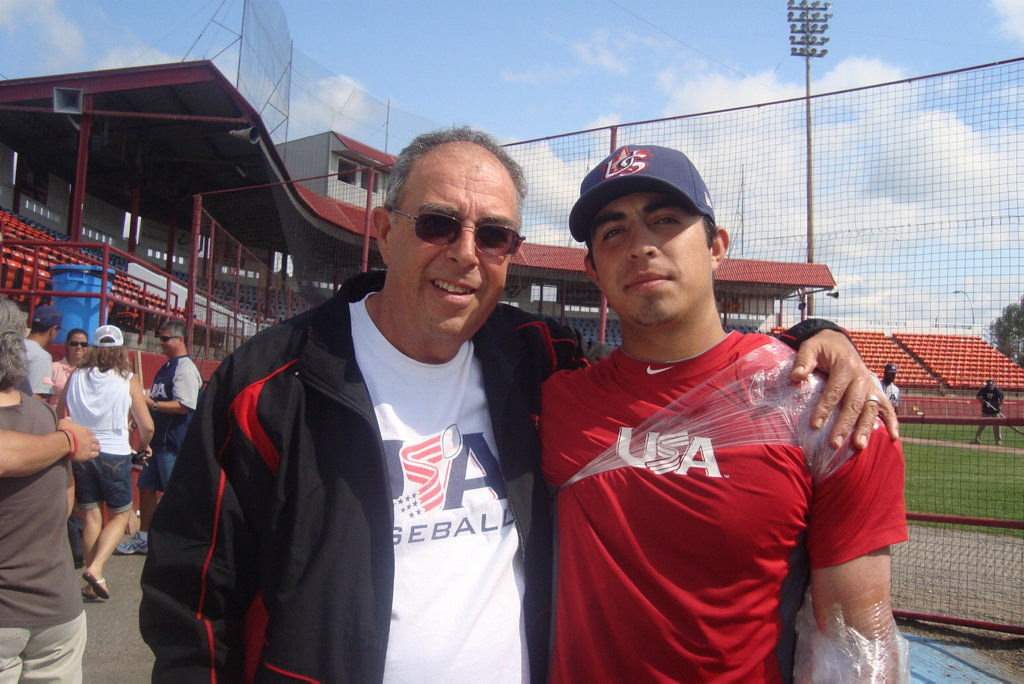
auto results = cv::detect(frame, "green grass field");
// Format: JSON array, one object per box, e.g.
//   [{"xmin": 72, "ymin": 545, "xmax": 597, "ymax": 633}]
[{"xmin": 899, "ymin": 422, "xmax": 1023, "ymax": 537}]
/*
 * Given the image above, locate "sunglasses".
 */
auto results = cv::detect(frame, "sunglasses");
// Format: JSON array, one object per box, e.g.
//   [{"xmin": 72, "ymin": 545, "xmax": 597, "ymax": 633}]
[
  {"xmin": 159, "ymin": 335, "xmax": 180, "ymax": 342},
  {"xmin": 392, "ymin": 209, "xmax": 523, "ymax": 257},
  {"xmin": 66, "ymin": 341, "xmax": 89, "ymax": 348}
]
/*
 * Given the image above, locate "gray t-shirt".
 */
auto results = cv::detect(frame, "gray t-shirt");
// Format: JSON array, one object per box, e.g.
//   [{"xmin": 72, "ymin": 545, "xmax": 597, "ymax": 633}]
[
  {"xmin": 24, "ymin": 338, "xmax": 53, "ymax": 396},
  {"xmin": 0, "ymin": 392, "xmax": 82, "ymax": 627}
]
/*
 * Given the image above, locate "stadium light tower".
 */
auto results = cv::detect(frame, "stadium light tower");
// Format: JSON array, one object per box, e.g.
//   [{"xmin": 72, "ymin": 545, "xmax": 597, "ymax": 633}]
[{"xmin": 788, "ymin": 0, "xmax": 831, "ymax": 316}]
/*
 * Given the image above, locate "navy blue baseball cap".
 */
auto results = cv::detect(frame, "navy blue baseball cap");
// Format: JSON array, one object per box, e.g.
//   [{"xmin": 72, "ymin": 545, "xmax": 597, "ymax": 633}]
[
  {"xmin": 569, "ymin": 144, "xmax": 716, "ymax": 243},
  {"xmin": 31, "ymin": 305, "xmax": 63, "ymax": 328}
]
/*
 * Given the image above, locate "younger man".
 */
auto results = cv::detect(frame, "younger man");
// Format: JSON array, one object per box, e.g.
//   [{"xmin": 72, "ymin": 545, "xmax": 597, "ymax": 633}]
[{"xmin": 541, "ymin": 145, "xmax": 907, "ymax": 681}]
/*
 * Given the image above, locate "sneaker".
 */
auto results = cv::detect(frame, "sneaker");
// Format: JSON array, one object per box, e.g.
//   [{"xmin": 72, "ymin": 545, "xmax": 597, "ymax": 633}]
[
  {"xmin": 115, "ymin": 532, "xmax": 148, "ymax": 555},
  {"xmin": 971, "ymin": 438, "xmax": 981, "ymax": 445}
]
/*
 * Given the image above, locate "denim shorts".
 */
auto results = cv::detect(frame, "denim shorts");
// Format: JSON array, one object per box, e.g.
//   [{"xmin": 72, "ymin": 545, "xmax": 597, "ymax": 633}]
[
  {"xmin": 73, "ymin": 452, "xmax": 133, "ymax": 513},
  {"xmin": 136, "ymin": 449, "xmax": 178, "ymax": 492}
]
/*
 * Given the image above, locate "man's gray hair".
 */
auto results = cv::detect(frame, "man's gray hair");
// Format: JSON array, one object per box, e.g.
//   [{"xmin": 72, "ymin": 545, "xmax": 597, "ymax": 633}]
[
  {"xmin": 383, "ymin": 126, "xmax": 528, "ymax": 221},
  {"xmin": 0, "ymin": 330, "xmax": 28, "ymax": 392},
  {"xmin": 0, "ymin": 297, "xmax": 25, "ymax": 336},
  {"xmin": 159, "ymin": 318, "xmax": 187, "ymax": 343}
]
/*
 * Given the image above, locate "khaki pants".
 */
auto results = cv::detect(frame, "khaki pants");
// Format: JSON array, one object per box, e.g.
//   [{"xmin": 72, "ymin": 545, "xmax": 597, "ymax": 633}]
[{"xmin": 0, "ymin": 611, "xmax": 87, "ymax": 683}]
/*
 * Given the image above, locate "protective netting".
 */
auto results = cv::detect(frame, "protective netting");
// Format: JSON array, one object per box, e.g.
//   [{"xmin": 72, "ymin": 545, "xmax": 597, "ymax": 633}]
[
  {"xmin": 237, "ymin": 0, "xmax": 292, "ymax": 143},
  {"xmin": 191, "ymin": 58, "xmax": 1022, "ymax": 632}
]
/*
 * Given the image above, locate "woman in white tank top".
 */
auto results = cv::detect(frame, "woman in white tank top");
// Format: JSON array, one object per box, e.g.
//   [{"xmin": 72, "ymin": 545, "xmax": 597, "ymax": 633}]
[{"xmin": 59, "ymin": 325, "xmax": 153, "ymax": 600}]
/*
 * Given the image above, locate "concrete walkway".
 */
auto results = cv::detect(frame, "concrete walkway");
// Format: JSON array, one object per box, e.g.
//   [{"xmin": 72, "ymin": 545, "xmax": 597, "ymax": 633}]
[{"xmin": 83, "ymin": 554, "xmax": 1023, "ymax": 682}]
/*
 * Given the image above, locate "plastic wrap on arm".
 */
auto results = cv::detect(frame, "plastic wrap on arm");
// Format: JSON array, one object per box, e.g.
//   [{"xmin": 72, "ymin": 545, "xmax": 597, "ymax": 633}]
[
  {"xmin": 564, "ymin": 339, "xmax": 856, "ymax": 489},
  {"xmin": 794, "ymin": 589, "xmax": 909, "ymax": 683}
]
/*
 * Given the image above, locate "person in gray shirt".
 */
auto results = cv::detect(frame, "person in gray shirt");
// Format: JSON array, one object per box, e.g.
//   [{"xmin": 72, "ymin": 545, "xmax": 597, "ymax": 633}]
[{"xmin": 24, "ymin": 305, "xmax": 63, "ymax": 400}]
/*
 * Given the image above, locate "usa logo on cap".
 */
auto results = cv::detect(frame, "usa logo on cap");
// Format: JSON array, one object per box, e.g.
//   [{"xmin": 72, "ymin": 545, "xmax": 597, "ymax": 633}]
[{"xmin": 604, "ymin": 147, "xmax": 651, "ymax": 180}]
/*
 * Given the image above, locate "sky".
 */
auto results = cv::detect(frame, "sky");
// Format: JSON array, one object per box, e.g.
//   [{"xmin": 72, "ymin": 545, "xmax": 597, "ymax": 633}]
[
  {"xmin": 2, "ymin": 0, "xmax": 1024, "ymax": 149},
  {"xmin": 2, "ymin": 0, "xmax": 1022, "ymax": 334}
]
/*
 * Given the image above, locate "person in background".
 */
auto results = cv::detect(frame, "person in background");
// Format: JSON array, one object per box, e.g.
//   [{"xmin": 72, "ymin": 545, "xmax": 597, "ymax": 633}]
[
  {"xmin": 49, "ymin": 327, "xmax": 89, "ymax": 408},
  {"xmin": 972, "ymin": 379, "xmax": 1004, "ymax": 445},
  {"xmin": 0, "ymin": 316, "xmax": 96, "ymax": 681},
  {"xmin": 50, "ymin": 327, "xmax": 91, "ymax": 567},
  {"xmin": 117, "ymin": 318, "xmax": 201, "ymax": 556},
  {"xmin": 60, "ymin": 325, "xmax": 154, "ymax": 600},
  {"xmin": 24, "ymin": 305, "xmax": 62, "ymax": 401},
  {"xmin": 881, "ymin": 363, "xmax": 900, "ymax": 412},
  {"xmin": 0, "ymin": 296, "xmax": 100, "ymax": 461}
]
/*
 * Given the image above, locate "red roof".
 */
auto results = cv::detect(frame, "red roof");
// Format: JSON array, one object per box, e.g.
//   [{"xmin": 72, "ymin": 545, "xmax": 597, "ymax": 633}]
[
  {"xmin": 714, "ymin": 258, "xmax": 835, "ymax": 288},
  {"xmin": 511, "ymin": 242, "xmax": 586, "ymax": 272},
  {"xmin": 293, "ymin": 185, "xmax": 374, "ymax": 236},
  {"xmin": 291, "ymin": 186, "xmax": 833, "ymax": 290},
  {"xmin": 332, "ymin": 133, "xmax": 396, "ymax": 167}
]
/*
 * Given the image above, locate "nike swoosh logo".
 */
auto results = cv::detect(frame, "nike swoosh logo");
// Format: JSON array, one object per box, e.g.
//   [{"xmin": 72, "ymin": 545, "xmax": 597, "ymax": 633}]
[{"xmin": 647, "ymin": 366, "xmax": 671, "ymax": 375}]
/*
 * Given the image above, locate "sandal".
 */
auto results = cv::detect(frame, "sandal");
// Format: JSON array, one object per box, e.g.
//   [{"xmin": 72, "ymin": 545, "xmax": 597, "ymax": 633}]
[{"xmin": 82, "ymin": 571, "xmax": 109, "ymax": 600}]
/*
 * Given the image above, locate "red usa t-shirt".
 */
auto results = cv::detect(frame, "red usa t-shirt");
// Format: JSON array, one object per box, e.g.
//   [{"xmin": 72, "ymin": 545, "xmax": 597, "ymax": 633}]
[{"xmin": 540, "ymin": 332, "xmax": 906, "ymax": 682}]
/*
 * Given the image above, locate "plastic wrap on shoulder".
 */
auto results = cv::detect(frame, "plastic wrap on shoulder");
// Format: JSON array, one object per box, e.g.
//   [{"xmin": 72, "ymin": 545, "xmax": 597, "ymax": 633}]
[{"xmin": 564, "ymin": 339, "xmax": 858, "ymax": 488}]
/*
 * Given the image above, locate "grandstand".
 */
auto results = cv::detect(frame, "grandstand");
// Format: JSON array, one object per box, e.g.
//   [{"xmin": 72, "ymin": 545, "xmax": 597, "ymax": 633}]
[
  {"xmin": 846, "ymin": 330, "xmax": 940, "ymax": 390},
  {"xmin": 895, "ymin": 333, "xmax": 1024, "ymax": 392}
]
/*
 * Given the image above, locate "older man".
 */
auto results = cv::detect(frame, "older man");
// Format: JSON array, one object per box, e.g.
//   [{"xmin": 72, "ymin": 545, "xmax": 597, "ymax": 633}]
[{"xmin": 141, "ymin": 127, "xmax": 891, "ymax": 682}]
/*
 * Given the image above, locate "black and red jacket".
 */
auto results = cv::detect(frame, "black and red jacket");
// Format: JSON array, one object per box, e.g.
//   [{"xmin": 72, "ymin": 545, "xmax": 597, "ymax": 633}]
[{"xmin": 139, "ymin": 270, "xmax": 598, "ymax": 682}]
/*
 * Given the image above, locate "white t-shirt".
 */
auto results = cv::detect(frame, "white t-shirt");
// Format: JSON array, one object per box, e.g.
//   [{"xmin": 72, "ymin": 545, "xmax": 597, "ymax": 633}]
[
  {"xmin": 350, "ymin": 297, "xmax": 528, "ymax": 683},
  {"xmin": 65, "ymin": 368, "xmax": 133, "ymax": 455},
  {"xmin": 882, "ymin": 381, "xmax": 901, "ymax": 408}
]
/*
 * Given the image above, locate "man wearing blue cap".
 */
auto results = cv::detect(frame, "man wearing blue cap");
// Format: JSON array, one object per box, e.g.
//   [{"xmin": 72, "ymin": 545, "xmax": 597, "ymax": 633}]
[
  {"xmin": 541, "ymin": 145, "xmax": 907, "ymax": 680},
  {"xmin": 24, "ymin": 305, "xmax": 63, "ymax": 400}
]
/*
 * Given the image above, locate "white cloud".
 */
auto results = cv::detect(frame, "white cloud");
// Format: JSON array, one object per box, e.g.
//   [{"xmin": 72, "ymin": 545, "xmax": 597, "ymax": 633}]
[
  {"xmin": 991, "ymin": 0, "xmax": 1024, "ymax": 43},
  {"xmin": 0, "ymin": 0, "xmax": 84, "ymax": 71},
  {"xmin": 584, "ymin": 113, "xmax": 622, "ymax": 131},
  {"xmin": 656, "ymin": 56, "xmax": 906, "ymax": 119},
  {"xmin": 657, "ymin": 63, "xmax": 802, "ymax": 117},
  {"xmin": 572, "ymin": 29, "xmax": 629, "ymax": 75},
  {"xmin": 288, "ymin": 74, "xmax": 389, "ymax": 142},
  {"xmin": 571, "ymin": 27, "xmax": 669, "ymax": 76},
  {"xmin": 815, "ymin": 57, "xmax": 907, "ymax": 93}
]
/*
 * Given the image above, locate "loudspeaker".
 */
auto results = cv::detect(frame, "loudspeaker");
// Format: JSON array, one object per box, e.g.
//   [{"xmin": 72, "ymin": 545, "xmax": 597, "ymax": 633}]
[
  {"xmin": 53, "ymin": 87, "xmax": 84, "ymax": 115},
  {"xmin": 228, "ymin": 126, "xmax": 259, "ymax": 144}
]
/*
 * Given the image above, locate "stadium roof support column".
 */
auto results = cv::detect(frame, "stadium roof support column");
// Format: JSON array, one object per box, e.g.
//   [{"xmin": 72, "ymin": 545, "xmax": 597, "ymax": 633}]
[
  {"xmin": 128, "ymin": 175, "xmax": 142, "ymax": 255},
  {"xmin": 67, "ymin": 94, "xmax": 93, "ymax": 241},
  {"xmin": 187, "ymin": 194, "xmax": 202, "ymax": 344},
  {"xmin": 165, "ymin": 206, "xmax": 177, "ymax": 275},
  {"xmin": 361, "ymin": 167, "xmax": 375, "ymax": 272}
]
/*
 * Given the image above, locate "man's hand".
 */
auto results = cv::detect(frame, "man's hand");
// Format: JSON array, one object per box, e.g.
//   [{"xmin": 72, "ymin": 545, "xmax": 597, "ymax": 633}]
[
  {"xmin": 57, "ymin": 418, "xmax": 100, "ymax": 462},
  {"xmin": 790, "ymin": 330, "xmax": 899, "ymax": 449}
]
